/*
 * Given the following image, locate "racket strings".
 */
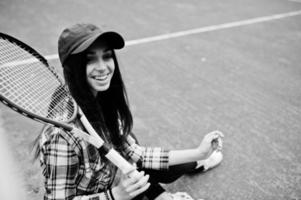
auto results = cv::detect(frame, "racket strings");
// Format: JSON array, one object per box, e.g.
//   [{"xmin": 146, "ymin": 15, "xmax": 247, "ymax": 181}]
[{"xmin": 0, "ymin": 37, "xmax": 76, "ymax": 122}]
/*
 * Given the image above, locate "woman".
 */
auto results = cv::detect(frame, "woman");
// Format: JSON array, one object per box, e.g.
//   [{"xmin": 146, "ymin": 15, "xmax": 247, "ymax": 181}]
[{"xmin": 36, "ymin": 23, "xmax": 224, "ymax": 200}]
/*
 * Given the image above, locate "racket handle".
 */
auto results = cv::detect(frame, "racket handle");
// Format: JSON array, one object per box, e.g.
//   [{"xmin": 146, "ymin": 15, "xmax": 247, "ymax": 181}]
[
  {"xmin": 71, "ymin": 127, "xmax": 104, "ymax": 148},
  {"xmin": 105, "ymin": 148, "xmax": 137, "ymax": 175},
  {"xmin": 77, "ymin": 108, "xmax": 138, "ymax": 175},
  {"xmin": 72, "ymin": 127, "xmax": 138, "ymax": 175}
]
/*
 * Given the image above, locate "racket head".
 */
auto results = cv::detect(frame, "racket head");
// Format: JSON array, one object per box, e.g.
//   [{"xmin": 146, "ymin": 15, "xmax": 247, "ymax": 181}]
[{"xmin": 0, "ymin": 32, "xmax": 77, "ymax": 124}]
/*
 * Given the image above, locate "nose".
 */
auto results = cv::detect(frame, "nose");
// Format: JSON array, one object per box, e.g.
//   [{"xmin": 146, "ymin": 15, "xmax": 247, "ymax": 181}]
[{"xmin": 95, "ymin": 59, "xmax": 107, "ymax": 71}]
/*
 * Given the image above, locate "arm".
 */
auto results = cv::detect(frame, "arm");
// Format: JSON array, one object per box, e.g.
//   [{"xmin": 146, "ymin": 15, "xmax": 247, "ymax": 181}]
[
  {"xmin": 121, "ymin": 131, "xmax": 223, "ymax": 168},
  {"xmin": 168, "ymin": 130, "xmax": 224, "ymax": 166},
  {"xmin": 168, "ymin": 148, "xmax": 207, "ymax": 166},
  {"xmin": 41, "ymin": 131, "xmax": 110, "ymax": 200}
]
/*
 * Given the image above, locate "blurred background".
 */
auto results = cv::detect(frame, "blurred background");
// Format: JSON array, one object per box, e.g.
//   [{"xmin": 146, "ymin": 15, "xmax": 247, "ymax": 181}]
[{"xmin": 0, "ymin": 0, "xmax": 301, "ymax": 199}]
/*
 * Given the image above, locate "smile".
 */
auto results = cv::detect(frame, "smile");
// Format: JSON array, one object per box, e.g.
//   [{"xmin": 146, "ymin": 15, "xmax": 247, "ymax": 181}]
[{"xmin": 92, "ymin": 73, "xmax": 110, "ymax": 81}]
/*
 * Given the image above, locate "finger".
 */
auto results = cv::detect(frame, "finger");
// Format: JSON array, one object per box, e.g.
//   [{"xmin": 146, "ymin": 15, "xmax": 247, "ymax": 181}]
[
  {"xmin": 207, "ymin": 131, "xmax": 219, "ymax": 137},
  {"xmin": 214, "ymin": 130, "xmax": 224, "ymax": 138},
  {"xmin": 123, "ymin": 171, "xmax": 145, "ymax": 186},
  {"xmin": 217, "ymin": 137, "xmax": 223, "ymax": 150},
  {"xmin": 129, "ymin": 182, "xmax": 151, "ymax": 198},
  {"xmin": 126, "ymin": 174, "xmax": 150, "ymax": 193},
  {"xmin": 125, "ymin": 167, "xmax": 139, "ymax": 179},
  {"xmin": 208, "ymin": 134, "xmax": 220, "ymax": 142},
  {"xmin": 211, "ymin": 139, "xmax": 219, "ymax": 150},
  {"xmin": 210, "ymin": 131, "xmax": 224, "ymax": 141}
]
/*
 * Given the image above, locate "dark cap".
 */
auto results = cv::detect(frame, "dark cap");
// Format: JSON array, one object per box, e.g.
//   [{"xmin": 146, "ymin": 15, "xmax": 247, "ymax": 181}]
[{"xmin": 58, "ymin": 23, "xmax": 125, "ymax": 65}]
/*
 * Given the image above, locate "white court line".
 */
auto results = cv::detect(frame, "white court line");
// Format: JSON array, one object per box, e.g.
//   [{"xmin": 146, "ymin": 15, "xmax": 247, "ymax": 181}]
[
  {"xmin": 288, "ymin": 0, "xmax": 301, "ymax": 3},
  {"xmin": 42, "ymin": 10, "xmax": 301, "ymax": 61}
]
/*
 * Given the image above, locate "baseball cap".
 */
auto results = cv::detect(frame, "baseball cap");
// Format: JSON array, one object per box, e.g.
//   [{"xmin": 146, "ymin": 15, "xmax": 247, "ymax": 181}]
[{"xmin": 58, "ymin": 23, "xmax": 125, "ymax": 65}]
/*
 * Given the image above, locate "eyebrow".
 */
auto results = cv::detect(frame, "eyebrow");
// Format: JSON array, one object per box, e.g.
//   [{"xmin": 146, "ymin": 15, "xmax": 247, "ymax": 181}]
[
  {"xmin": 86, "ymin": 53, "xmax": 97, "ymax": 57},
  {"xmin": 86, "ymin": 48, "xmax": 111, "ymax": 56}
]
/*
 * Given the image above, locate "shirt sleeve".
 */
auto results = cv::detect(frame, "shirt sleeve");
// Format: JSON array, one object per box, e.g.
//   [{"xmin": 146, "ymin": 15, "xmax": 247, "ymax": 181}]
[
  {"xmin": 41, "ymin": 132, "xmax": 109, "ymax": 200},
  {"xmin": 120, "ymin": 134, "xmax": 170, "ymax": 170},
  {"xmin": 41, "ymin": 132, "xmax": 79, "ymax": 200}
]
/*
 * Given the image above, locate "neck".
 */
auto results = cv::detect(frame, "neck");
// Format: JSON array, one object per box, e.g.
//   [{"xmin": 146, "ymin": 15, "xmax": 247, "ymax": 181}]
[{"xmin": 91, "ymin": 89, "xmax": 98, "ymax": 97}]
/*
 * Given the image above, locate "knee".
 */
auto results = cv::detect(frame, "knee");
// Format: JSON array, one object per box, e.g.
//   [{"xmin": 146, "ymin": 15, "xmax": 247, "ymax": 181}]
[{"xmin": 149, "ymin": 172, "xmax": 183, "ymax": 184}]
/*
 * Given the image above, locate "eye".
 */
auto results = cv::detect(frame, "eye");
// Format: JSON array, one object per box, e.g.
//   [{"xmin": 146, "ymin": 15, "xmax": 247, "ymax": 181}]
[
  {"xmin": 86, "ymin": 55, "xmax": 97, "ymax": 64},
  {"xmin": 103, "ymin": 51, "xmax": 113, "ymax": 60}
]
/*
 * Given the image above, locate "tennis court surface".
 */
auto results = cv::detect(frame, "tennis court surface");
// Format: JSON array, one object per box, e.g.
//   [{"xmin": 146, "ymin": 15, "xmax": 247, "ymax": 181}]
[{"xmin": 1, "ymin": 0, "xmax": 301, "ymax": 199}]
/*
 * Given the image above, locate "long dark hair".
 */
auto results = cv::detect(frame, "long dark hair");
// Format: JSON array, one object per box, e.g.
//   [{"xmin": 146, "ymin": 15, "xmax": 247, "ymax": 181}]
[
  {"xmin": 32, "ymin": 49, "xmax": 132, "ymax": 161},
  {"xmin": 63, "ymin": 50, "xmax": 133, "ymax": 147}
]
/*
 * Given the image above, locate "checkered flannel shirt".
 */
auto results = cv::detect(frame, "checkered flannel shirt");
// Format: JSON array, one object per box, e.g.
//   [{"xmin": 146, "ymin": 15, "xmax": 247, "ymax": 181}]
[{"xmin": 40, "ymin": 126, "xmax": 169, "ymax": 200}]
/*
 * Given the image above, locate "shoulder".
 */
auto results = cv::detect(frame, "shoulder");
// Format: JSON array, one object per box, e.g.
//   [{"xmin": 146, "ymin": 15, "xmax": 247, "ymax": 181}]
[{"xmin": 40, "ymin": 125, "xmax": 83, "ymax": 155}]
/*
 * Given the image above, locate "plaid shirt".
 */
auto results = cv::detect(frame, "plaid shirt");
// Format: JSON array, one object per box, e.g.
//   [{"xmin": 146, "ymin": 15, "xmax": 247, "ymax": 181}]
[{"xmin": 40, "ymin": 126, "xmax": 169, "ymax": 200}]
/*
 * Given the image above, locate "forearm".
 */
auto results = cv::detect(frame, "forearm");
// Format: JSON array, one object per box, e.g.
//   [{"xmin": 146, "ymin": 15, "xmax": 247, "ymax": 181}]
[{"xmin": 168, "ymin": 148, "xmax": 207, "ymax": 166}]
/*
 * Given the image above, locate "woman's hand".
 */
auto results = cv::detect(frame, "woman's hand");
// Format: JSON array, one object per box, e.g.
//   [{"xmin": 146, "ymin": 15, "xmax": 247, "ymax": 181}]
[
  {"xmin": 197, "ymin": 130, "xmax": 224, "ymax": 159},
  {"xmin": 111, "ymin": 170, "xmax": 151, "ymax": 200}
]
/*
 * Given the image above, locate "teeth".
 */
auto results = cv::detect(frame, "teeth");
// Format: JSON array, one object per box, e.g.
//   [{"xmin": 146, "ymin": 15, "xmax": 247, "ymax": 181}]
[{"xmin": 94, "ymin": 74, "xmax": 109, "ymax": 81}]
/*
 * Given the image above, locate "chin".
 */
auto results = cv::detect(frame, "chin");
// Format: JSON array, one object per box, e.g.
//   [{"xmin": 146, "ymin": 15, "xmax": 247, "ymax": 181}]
[{"xmin": 95, "ymin": 83, "xmax": 111, "ymax": 92}]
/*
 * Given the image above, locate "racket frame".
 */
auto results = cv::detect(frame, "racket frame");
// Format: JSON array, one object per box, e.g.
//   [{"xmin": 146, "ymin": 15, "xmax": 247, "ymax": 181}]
[
  {"xmin": 0, "ymin": 90, "xmax": 135, "ymax": 174},
  {"xmin": 0, "ymin": 32, "xmax": 137, "ymax": 175}
]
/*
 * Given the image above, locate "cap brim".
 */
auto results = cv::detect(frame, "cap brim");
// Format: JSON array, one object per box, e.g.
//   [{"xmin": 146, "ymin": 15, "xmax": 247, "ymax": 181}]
[{"xmin": 71, "ymin": 31, "xmax": 125, "ymax": 54}]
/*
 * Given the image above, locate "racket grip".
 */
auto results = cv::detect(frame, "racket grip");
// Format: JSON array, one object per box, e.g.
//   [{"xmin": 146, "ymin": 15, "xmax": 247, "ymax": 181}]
[
  {"xmin": 71, "ymin": 128, "xmax": 137, "ymax": 175},
  {"xmin": 96, "ymin": 140, "xmax": 138, "ymax": 175},
  {"xmin": 105, "ymin": 148, "xmax": 137, "ymax": 175}
]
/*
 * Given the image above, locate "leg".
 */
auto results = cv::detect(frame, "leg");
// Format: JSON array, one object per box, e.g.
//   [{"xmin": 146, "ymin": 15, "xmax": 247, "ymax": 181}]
[
  {"xmin": 133, "ymin": 162, "xmax": 198, "ymax": 200},
  {"xmin": 144, "ymin": 162, "xmax": 198, "ymax": 184}
]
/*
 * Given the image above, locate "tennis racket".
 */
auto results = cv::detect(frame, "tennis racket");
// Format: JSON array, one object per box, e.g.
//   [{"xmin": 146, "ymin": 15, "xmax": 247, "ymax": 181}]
[{"xmin": 0, "ymin": 32, "xmax": 137, "ymax": 175}]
